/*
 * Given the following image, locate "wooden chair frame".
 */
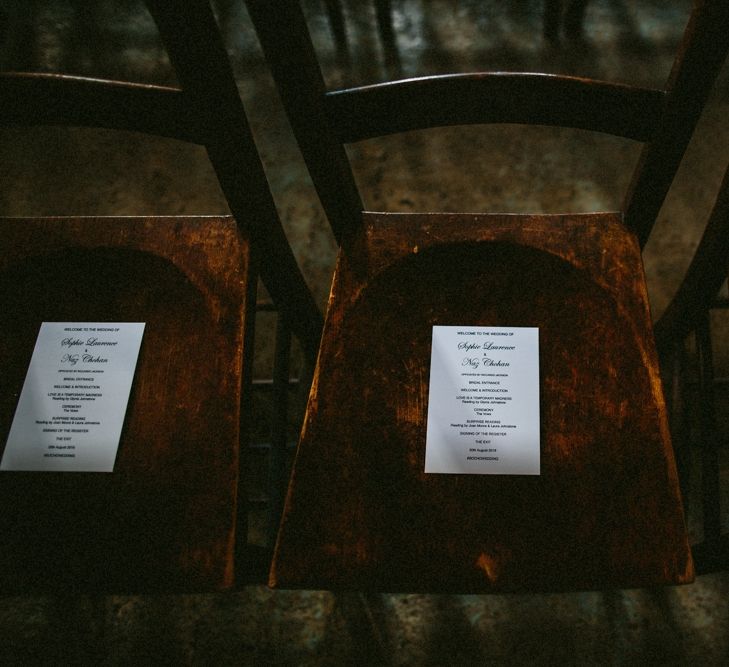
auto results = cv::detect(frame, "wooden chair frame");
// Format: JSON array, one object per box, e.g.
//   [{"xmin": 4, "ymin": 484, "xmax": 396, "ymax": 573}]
[
  {"xmin": 0, "ymin": 0, "xmax": 323, "ymax": 591},
  {"xmin": 246, "ymin": 0, "xmax": 729, "ymax": 592}
]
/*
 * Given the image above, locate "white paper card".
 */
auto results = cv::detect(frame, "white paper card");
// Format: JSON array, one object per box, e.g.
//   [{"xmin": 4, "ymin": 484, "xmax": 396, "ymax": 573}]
[
  {"xmin": 425, "ymin": 326, "xmax": 540, "ymax": 475},
  {"xmin": 1, "ymin": 322, "xmax": 145, "ymax": 472}
]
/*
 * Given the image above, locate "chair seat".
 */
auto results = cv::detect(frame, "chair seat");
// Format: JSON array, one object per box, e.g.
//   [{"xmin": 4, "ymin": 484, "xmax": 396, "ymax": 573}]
[
  {"xmin": 270, "ymin": 211, "xmax": 693, "ymax": 593},
  {"xmin": 0, "ymin": 216, "xmax": 247, "ymax": 593}
]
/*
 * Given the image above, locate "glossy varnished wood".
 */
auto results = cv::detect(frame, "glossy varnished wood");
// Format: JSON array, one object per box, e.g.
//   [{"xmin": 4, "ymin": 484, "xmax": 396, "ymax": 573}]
[
  {"xmin": 270, "ymin": 212, "xmax": 693, "ymax": 593},
  {"xmin": 0, "ymin": 216, "xmax": 247, "ymax": 593}
]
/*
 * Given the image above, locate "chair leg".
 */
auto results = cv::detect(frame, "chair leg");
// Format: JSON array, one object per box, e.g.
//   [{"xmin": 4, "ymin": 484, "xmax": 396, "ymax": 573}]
[
  {"xmin": 235, "ymin": 270, "xmax": 260, "ymax": 584},
  {"xmin": 667, "ymin": 344, "xmax": 693, "ymax": 512},
  {"xmin": 267, "ymin": 314, "xmax": 292, "ymax": 549},
  {"xmin": 696, "ymin": 311, "xmax": 722, "ymax": 543}
]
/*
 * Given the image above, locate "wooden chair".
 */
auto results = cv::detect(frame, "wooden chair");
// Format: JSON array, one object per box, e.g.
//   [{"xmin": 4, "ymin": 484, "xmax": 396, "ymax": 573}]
[
  {"xmin": 0, "ymin": 0, "xmax": 322, "ymax": 593},
  {"xmin": 246, "ymin": 0, "xmax": 729, "ymax": 592},
  {"xmin": 654, "ymin": 165, "xmax": 729, "ymax": 576}
]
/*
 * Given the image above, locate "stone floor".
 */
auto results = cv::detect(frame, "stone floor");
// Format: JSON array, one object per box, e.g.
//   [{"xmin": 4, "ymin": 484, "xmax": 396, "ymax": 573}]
[{"xmin": 0, "ymin": 0, "xmax": 728, "ymax": 664}]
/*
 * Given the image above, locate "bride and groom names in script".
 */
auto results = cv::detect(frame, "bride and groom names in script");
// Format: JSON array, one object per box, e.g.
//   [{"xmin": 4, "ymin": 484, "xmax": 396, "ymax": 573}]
[
  {"xmin": 425, "ymin": 326, "xmax": 540, "ymax": 475},
  {"xmin": 1, "ymin": 322, "xmax": 145, "ymax": 472}
]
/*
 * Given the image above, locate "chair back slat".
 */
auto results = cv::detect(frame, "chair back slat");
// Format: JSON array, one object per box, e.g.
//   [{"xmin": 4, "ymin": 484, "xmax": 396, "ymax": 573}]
[
  {"xmin": 326, "ymin": 74, "xmax": 664, "ymax": 144},
  {"xmin": 0, "ymin": 73, "xmax": 202, "ymax": 143}
]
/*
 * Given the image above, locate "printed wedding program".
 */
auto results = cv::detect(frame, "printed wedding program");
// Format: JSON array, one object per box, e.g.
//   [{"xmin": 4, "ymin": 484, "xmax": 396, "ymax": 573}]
[
  {"xmin": 1, "ymin": 322, "xmax": 145, "ymax": 472},
  {"xmin": 425, "ymin": 326, "xmax": 540, "ymax": 475}
]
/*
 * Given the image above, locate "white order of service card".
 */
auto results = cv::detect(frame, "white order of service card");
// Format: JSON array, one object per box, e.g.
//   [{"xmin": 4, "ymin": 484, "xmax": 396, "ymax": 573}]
[
  {"xmin": 1, "ymin": 322, "xmax": 145, "ymax": 472},
  {"xmin": 425, "ymin": 326, "xmax": 540, "ymax": 475}
]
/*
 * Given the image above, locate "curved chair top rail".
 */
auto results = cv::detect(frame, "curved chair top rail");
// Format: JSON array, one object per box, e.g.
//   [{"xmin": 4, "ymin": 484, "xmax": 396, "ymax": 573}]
[
  {"xmin": 246, "ymin": 0, "xmax": 729, "ymax": 248},
  {"xmin": 326, "ymin": 73, "xmax": 665, "ymax": 144},
  {"xmin": 653, "ymin": 165, "xmax": 729, "ymax": 352},
  {"xmin": 0, "ymin": 72, "xmax": 204, "ymax": 144}
]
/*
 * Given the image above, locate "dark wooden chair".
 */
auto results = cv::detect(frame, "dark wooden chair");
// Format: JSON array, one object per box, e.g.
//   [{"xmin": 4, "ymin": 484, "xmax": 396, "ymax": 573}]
[
  {"xmin": 246, "ymin": 0, "xmax": 729, "ymax": 592},
  {"xmin": 0, "ymin": 0, "xmax": 322, "ymax": 593},
  {"xmin": 654, "ymin": 165, "xmax": 729, "ymax": 576}
]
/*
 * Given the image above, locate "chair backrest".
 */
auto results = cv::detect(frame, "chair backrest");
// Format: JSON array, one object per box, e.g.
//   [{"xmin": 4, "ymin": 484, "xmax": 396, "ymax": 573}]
[
  {"xmin": 246, "ymin": 0, "xmax": 729, "ymax": 248},
  {"xmin": 0, "ymin": 0, "xmax": 323, "ymax": 360}
]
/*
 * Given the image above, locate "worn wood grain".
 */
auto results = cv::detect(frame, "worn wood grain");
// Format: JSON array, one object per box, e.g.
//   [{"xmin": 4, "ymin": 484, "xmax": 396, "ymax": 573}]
[
  {"xmin": 270, "ymin": 212, "xmax": 693, "ymax": 592},
  {"xmin": 0, "ymin": 216, "xmax": 247, "ymax": 593}
]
